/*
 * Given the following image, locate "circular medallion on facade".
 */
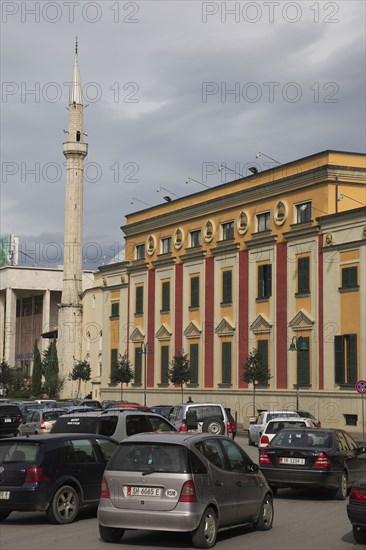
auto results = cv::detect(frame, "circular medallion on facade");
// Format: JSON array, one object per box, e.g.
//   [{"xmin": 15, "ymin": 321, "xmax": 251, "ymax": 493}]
[
  {"xmin": 146, "ymin": 235, "xmax": 156, "ymax": 256},
  {"xmin": 204, "ymin": 220, "xmax": 215, "ymax": 242},
  {"xmin": 325, "ymin": 233, "xmax": 333, "ymax": 245},
  {"xmin": 237, "ymin": 211, "xmax": 249, "ymax": 234},
  {"xmin": 174, "ymin": 228, "xmax": 184, "ymax": 249},
  {"xmin": 274, "ymin": 201, "xmax": 287, "ymax": 226}
]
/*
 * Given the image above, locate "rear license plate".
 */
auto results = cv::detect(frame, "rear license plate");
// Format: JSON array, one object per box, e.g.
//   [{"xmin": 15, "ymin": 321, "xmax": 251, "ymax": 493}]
[
  {"xmin": 4, "ymin": 419, "xmax": 11, "ymax": 423},
  {"xmin": 279, "ymin": 457, "xmax": 305, "ymax": 465},
  {"xmin": 126, "ymin": 486, "xmax": 162, "ymax": 497},
  {"xmin": 0, "ymin": 491, "xmax": 10, "ymax": 499}
]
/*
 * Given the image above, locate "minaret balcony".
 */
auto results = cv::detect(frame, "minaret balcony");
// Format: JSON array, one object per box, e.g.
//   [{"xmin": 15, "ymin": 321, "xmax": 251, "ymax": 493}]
[{"xmin": 63, "ymin": 142, "xmax": 88, "ymax": 157}]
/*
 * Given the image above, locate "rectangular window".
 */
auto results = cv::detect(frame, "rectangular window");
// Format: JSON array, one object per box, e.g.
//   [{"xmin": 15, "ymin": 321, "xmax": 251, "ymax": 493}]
[
  {"xmin": 161, "ymin": 346, "xmax": 169, "ymax": 384},
  {"xmin": 161, "ymin": 237, "xmax": 171, "ymax": 255},
  {"xmin": 222, "ymin": 221, "xmax": 234, "ymax": 241},
  {"xmin": 161, "ymin": 281, "xmax": 170, "ymax": 311},
  {"xmin": 190, "ymin": 276, "xmax": 199, "ymax": 308},
  {"xmin": 222, "ymin": 270, "xmax": 232, "ymax": 304},
  {"xmin": 222, "ymin": 342, "xmax": 232, "ymax": 384},
  {"xmin": 298, "ymin": 257, "xmax": 310, "ymax": 294},
  {"xmin": 341, "ymin": 266, "xmax": 358, "ymax": 289},
  {"xmin": 190, "ymin": 343, "xmax": 199, "ymax": 384},
  {"xmin": 297, "ymin": 337, "xmax": 310, "ymax": 386},
  {"xmin": 110, "ymin": 349, "xmax": 118, "ymax": 378},
  {"xmin": 135, "ymin": 244, "xmax": 145, "ymax": 260},
  {"xmin": 258, "ymin": 264, "xmax": 272, "ymax": 298},
  {"xmin": 296, "ymin": 202, "xmax": 312, "ymax": 223},
  {"xmin": 190, "ymin": 230, "xmax": 201, "ymax": 248},
  {"xmin": 22, "ymin": 297, "xmax": 32, "ymax": 316},
  {"xmin": 16, "ymin": 299, "xmax": 21, "ymax": 317},
  {"xmin": 135, "ymin": 286, "xmax": 143, "ymax": 315},
  {"xmin": 34, "ymin": 295, "xmax": 43, "ymax": 315},
  {"xmin": 256, "ymin": 212, "xmax": 270, "ymax": 233},
  {"xmin": 134, "ymin": 348, "xmax": 142, "ymax": 384},
  {"xmin": 111, "ymin": 302, "xmax": 119, "ymax": 317},
  {"xmin": 257, "ymin": 340, "xmax": 268, "ymax": 370},
  {"xmin": 335, "ymin": 334, "xmax": 357, "ymax": 385}
]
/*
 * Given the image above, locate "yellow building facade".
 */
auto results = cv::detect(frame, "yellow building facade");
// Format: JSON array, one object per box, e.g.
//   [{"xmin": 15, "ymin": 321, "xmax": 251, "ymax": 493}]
[{"xmin": 83, "ymin": 150, "xmax": 366, "ymax": 428}]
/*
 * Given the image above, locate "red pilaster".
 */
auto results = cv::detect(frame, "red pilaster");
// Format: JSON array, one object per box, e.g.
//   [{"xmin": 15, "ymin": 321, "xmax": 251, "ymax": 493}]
[
  {"xmin": 175, "ymin": 263, "xmax": 183, "ymax": 354},
  {"xmin": 276, "ymin": 242, "xmax": 288, "ymax": 388},
  {"xmin": 318, "ymin": 234, "xmax": 324, "ymax": 389},
  {"xmin": 126, "ymin": 273, "xmax": 131, "ymax": 358},
  {"xmin": 204, "ymin": 257, "xmax": 214, "ymax": 387},
  {"xmin": 147, "ymin": 268, "xmax": 155, "ymax": 387},
  {"xmin": 238, "ymin": 250, "xmax": 249, "ymax": 388}
]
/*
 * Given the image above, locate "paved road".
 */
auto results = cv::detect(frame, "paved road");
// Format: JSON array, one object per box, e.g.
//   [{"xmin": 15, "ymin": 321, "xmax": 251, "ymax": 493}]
[{"xmin": 0, "ymin": 435, "xmax": 361, "ymax": 550}]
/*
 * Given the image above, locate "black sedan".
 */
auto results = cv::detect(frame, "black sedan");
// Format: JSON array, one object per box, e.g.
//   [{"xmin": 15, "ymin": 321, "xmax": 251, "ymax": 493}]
[
  {"xmin": 347, "ymin": 475, "xmax": 366, "ymax": 543},
  {"xmin": 259, "ymin": 428, "xmax": 366, "ymax": 499}
]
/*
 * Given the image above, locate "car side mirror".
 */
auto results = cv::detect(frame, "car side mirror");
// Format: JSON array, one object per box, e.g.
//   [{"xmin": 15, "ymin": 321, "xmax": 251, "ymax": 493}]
[
  {"xmin": 357, "ymin": 446, "xmax": 366, "ymax": 454},
  {"xmin": 245, "ymin": 463, "xmax": 259, "ymax": 473}
]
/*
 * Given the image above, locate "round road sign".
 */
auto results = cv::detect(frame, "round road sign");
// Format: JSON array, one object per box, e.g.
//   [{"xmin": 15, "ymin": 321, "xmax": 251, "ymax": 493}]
[{"xmin": 355, "ymin": 380, "xmax": 366, "ymax": 394}]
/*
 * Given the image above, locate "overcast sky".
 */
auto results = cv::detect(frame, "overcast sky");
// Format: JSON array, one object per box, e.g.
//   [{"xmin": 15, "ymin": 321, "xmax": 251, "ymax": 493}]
[{"xmin": 1, "ymin": 0, "xmax": 365, "ymax": 269}]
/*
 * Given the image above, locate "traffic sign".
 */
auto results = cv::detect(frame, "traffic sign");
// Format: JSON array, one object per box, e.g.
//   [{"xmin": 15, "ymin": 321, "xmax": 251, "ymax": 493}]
[{"xmin": 355, "ymin": 380, "xmax": 366, "ymax": 394}]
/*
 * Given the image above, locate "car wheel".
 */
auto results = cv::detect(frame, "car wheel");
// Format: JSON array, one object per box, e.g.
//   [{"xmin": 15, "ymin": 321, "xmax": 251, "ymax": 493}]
[
  {"xmin": 0, "ymin": 512, "xmax": 10, "ymax": 521},
  {"xmin": 191, "ymin": 507, "xmax": 217, "ymax": 549},
  {"xmin": 353, "ymin": 526, "xmax": 366, "ymax": 544},
  {"xmin": 46, "ymin": 485, "xmax": 79, "ymax": 524},
  {"xmin": 99, "ymin": 525, "xmax": 125, "ymax": 543},
  {"xmin": 331, "ymin": 471, "xmax": 348, "ymax": 500},
  {"xmin": 202, "ymin": 417, "xmax": 225, "ymax": 435},
  {"xmin": 255, "ymin": 494, "xmax": 274, "ymax": 531}
]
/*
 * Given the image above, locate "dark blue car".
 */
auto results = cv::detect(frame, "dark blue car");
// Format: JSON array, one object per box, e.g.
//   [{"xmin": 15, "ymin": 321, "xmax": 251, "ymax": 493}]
[{"xmin": 0, "ymin": 433, "xmax": 117, "ymax": 524}]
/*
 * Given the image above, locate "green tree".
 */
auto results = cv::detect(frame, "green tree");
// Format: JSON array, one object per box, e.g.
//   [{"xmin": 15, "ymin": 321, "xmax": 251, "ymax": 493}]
[
  {"xmin": 31, "ymin": 340, "xmax": 43, "ymax": 396},
  {"xmin": 110, "ymin": 353, "xmax": 134, "ymax": 400},
  {"xmin": 43, "ymin": 339, "xmax": 62, "ymax": 398},
  {"xmin": 69, "ymin": 360, "xmax": 91, "ymax": 398},
  {"xmin": 242, "ymin": 348, "xmax": 271, "ymax": 416},
  {"xmin": 0, "ymin": 360, "xmax": 13, "ymax": 395},
  {"xmin": 169, "ymin": 351, "xmax": 191, "ymax": 402}
]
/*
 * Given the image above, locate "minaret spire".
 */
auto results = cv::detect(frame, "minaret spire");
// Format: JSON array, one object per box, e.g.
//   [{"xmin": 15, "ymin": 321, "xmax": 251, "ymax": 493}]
[{"xmin": 58, "ymin": 40, "xmax": 88, "ymax": 398}]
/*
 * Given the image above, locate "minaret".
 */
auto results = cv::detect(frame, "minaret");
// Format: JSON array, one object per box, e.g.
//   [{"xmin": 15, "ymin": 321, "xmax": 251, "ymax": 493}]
[{"xmin": 58, "ymin": 38, "xmax": 88, "ymax": 397}]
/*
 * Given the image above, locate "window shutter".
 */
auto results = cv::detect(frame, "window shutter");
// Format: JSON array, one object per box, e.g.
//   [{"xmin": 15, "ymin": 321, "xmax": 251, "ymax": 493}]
[
  {"xmin": 191, "ymin": 276, "xmax": 199, "ymax": 307},
  {"xmin": 162, "ymin": 281, "xmax": 170, "ymax": 311},
  {"xmin": 136, "ymin": 286, "xmax": 143, "ymax": 314},
  {"xmin": 257, "ymin": 340, "xmax": 268, "ymax": 369},
  {"xmin": 222, "ymin": 342, "xmax": 232, "ymax": 384},
  {"xmin": 334, "ymin": 335, "xmax": 344, "ymax": 384},
  {"xmin": 265, "ymin": 264, "xmax": 272, "ymax": 297},
  {"xmin": 342, "ymin": 267, "xmax": 358, "ymax": 288},
  {"xmin": 190, "ymin": 343, "xmax": 199, "ymax": 384},
  {"xmin": 110, "ymin": 349, "xmax": 118, "ymax": 377},
  {"xmin": 223, "ymin": 271, "xmax": 232, "ymax": 303},
  {"xmin": 348, "ymin": 334, "xmax": 357, "ymax": 384},
  {"xmin": 298, "ymin": 257, "xmax": 310, "ymax": 293},
  {"xmin": 134, "ymin": 348, "xmax": 142, "ymax": 384},
  {"xmin": 297, "ymin": 337, "xmax": 310, "ymax": 385},
  {"xmin": 161, "ymin": 346, "xmax": 169, "ymax": 384},
  {"xmin": 258, "ymin": 265, "xmax": 264, "ymax": 297}
]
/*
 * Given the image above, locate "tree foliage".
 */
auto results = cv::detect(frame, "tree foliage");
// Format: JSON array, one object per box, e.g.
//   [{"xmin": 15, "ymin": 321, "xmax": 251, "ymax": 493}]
[
  {"xmin": 169, "ymin": 352, "xmax": 191, "ymax": 402},
  {"xmin": 0, "ymin": 360, "xmax": 13, "ymax": 392},
  {"xmin": 43, "ymin": 339, "xmax": 62, "ymax": 398},
  {"xmin": 242, "ymin": 348, "xmax": 271, "ymax": 416},
  {"xmin": 70, "ymin": 360, "xmax": 91, "ymax": 398},
  {"xmin": 31, "ymin": 340, "xmax": 43, "ymax": 396},
  {"xmin": 110, "ymin": 353, "xmax": 134, "ymax": 400}
]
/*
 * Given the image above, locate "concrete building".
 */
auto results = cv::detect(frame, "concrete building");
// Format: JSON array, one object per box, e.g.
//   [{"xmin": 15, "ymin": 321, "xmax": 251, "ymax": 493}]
[{"xmin": 87, "ymin": 150, "xmax": 365, "ymax": 429}]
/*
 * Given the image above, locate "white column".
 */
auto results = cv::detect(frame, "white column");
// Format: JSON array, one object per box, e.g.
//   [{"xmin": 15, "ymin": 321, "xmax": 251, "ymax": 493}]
[
  {"xmin": 42, "ymin": 290, "xmax": 51, "ymax": 353},
  {"xmin": 4, "ymin": 288, "xmax": 16, "ymax": 365}
]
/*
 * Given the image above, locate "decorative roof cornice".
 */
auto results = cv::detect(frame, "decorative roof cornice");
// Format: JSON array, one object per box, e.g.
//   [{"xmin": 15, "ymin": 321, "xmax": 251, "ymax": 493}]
[
  {"xmin": 215, "ymin": 318, "xmax": 236, "ymax": 336},
  {"xmin": 130, "ymin": 327, "xmax": 145, "ymax": 342},
  {"xmin": 289, "ymin": 309, "xmax": 315, "ymax": 330},
  {"xmin": 250, "ymin": 314, "xmax": 272, "ymax": 334},
  {"xmin": 184, "ymin": 321, "xmax": 202, "ymax": 339},
  {"xmin": 156, "ymin": 324, "xmax": 172, "ymax": 341}
]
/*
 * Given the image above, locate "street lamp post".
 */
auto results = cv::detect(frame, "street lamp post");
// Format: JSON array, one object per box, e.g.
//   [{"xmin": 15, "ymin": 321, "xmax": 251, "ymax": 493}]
[
  {"xmin": 288, "ymin": 336, "xmax": 308, "ymax": 410},
  {"xmin": 140, "ymin": 342, "xmax": 152, "ymax": 406}
]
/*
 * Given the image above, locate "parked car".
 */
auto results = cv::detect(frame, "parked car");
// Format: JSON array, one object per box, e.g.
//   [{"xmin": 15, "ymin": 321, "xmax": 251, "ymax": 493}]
[
  {"xmin": 347, "ymin": 475, "xmax": 366, "ymax": 544},
  {"xmin": 258, "ymin": 417, "xmax": 318, "ymax": 449},
  {"xmin": 0, "ymin": 404, "xmax": 23, "ymax": 437},
  {"xmin": 98, "ymin": 432, "xmax": 273, "ymax": 548},
  {"xmin": 259, "ymin": 428, "xmax": 366, "ymax": 499},
  {"xmin": 105, "ymin": 403, "xmax": 149, "ymax": 411},
  {"xmin": 169, "ymin": 403, "xmax": 234, "ymax": 438},
  {"xmin": 147, "ymin": 405, "xmax": 173, "ymax": 419},
  {"xmin": 51, "ymin": 410, "xmax": 177, "ymax": 442},
  {"xmin": 225, "ymin": 408, "xmax": 237, "ymax": 440},
  {"xmin": 18, "ymin": 402, "xmax": 44, "ymax": 417},
  {"xmin": 248, "ymin": 410, "xmax": 300, "ymax": 446},
  {"xmin": 295, "ymin": 410, "xmax": 321, "ymax": 428},
  {"xmin": 69, "ymin": 399, "xmax": 102, "ymax": 410},
  {"xmin": 17, "ymin": 409, "xmax": 65, "ymax": 436},
  {"xmin": 0, "ymin": 433, "xmax": 117, "ymax": 523}
]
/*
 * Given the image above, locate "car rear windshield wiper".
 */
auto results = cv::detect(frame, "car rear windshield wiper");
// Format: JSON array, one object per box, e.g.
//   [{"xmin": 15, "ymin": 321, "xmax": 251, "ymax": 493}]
[{"xmin": 142, "ymin": 468, "xmax": 165, "ymax": 476}]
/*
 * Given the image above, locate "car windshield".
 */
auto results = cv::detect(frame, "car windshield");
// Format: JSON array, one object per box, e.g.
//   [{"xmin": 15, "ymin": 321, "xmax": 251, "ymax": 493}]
[
  {"xmin": 0, "ymin": 406, "xmax": 20, "ymax": 415},
  {"xmin": 271, "ymin": 430, "xmax": 333, "ymax": 448},
  {"xmin": 267, "ymin": 413, "xmax": 298, "ymax": 422},
  {"xmin": 266, "ymin": 420, "xmax": 306, "ymax": 434},
  {"xmin": 0, "ymin": 442, "xmax": 40, "ymax": 463},
  {"xmin": 43, "ymin": 411, "xmax": 64, "ymax": 422},
  {"xmin": 51, "ymin": 416, "xmax": 100, "ymax": 433},
  {"xmin": 108, "ymin": 442, "xmax": 190, "ymax": 473},
  {"xmin": 188, "ymin": 406, "xmax": 223, "ymax": 421}
]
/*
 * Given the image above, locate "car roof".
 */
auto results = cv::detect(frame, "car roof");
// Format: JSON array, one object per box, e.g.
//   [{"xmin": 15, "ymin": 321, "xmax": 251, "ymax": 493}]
[
  {"xmin": 121, "ymin": 432, "xmax": 230, "ymax": 445},
  {"xmin": 0, "ymin": 433, "xmax": 115, "ymax": 443},
  {"xmin": 266, "ymin": 417, "xmax": 310, "ymax": 423}
]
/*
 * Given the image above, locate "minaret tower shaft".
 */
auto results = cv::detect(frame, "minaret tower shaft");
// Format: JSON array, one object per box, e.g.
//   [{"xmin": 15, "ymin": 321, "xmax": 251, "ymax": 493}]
[{"xmin": 58, "ymin": 39, "xmax": 88, "ymax": 397}]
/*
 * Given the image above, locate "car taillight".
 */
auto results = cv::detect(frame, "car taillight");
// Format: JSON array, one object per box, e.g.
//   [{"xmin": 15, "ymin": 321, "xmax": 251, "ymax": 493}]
[
  {"xmin": 40, "ymin": 419, "xmax": 46, "ymax": 430},
  {"xmin": 350, "ymin": 487, "xmax": 366, "ymax": 501},
  {"xmin": 179, "ymin": 424, "xmax": 187, "ymax": 432},
  {"xmin": 100, "ymin": 477, "xmax": 110, "ymax": 498},
  {"xmin": 226, "ymin": 422, "xmax": 232, "ymax": 433},
  {"xmin": 312, "ymin": 452, "xmax": 331, "ymax": 469},
  {"xmin": 260, "ymin": 435, "xmax": 270, "ymax": 446},
  {"xmin": 25, "ymin": 467, "xmax": 49, "ymax": 482},
  {"xmin": 179, "ymin": 480, "xmax": 197, "ymax": 502},
  {"xmin": 259, "ymin": 450, "xmax": 272, "ymax": 464}
]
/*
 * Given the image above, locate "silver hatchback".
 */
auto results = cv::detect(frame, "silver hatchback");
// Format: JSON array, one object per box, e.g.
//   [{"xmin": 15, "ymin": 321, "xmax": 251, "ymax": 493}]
[{"xmin": 98, "ymin": 433, "xmax": 273, "ymax": 548}]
